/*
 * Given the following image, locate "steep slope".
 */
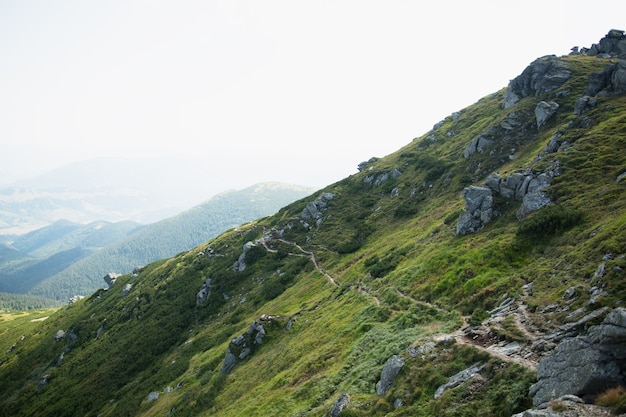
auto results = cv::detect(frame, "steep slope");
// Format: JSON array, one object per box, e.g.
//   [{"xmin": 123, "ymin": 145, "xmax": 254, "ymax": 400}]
[{"xmin": 1, "ymin": 33, "xmax": 625, "ymax": 417}]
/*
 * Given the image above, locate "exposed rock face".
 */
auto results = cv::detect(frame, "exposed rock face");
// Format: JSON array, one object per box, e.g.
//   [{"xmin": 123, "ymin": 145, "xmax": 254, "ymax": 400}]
[
  {"xmin": 434, "ymin": 362, "xmax": 485, "ymax": 399},
  {"xmin": 463, "ymin": 133, "xmax": 495, "ymax": 159},
  {"xmin": 503, "ymin": 56, "xmax": 571, "ymax": 109},
  {"xmin": 301, "ymin": 192, "xmax": 335, "ymax": 228},
  {"xmin": 122, "ymin": 283, "xmax": 133, "ymax": 297},
  {"xmin": 196, "ymin": 278, "xmax": 212, "ymax": 305},
  {"xmin": 220, "ymin": 321, "xmax": 266, "ymax": 374},
  {"xmin": 529, "ymin": 307, "xmax": 626, "ymax": 406},
  {"xmin": 585, "ymin": 29, "xmax": 626, "ymax": 58},
  {"xmin": 364, "ymin": 169, "xmax": 402, "ymax": 187},
  {"xmin": 585, "ymin": 60, "xmax": 626, "ymax": 97},
  {"xmin": 535, "ymin": 101, "xmax": 559, "ymax": 128},
  {"xmin": 233, "ymin": 241, "xmax": 256, "ymax": 272},
  {"xmin": 103, "ymin": 273, "xmax": 120, "ymax": 288},
  {"xmin": 456, "ymin": 186, "xmax": 493, "ymax": 235},
  {"xmin": 376, "ymin": 355, "xmax": 405, "ymax": 395},
  {"xmin": 53, "ymin": 330, "xmax": 66, "ymax": 342},
  {"xmin": 328, "ymin": 393, "xmax": 350, "ymax": 417},
  {"xmin": 484, "ymin": 171, "xmax": 552, "ymax": 219}
]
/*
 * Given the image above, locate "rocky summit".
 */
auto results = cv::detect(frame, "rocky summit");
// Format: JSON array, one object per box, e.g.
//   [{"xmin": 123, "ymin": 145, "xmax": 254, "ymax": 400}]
[{"xmin": 1, "ymin": 30, "xmax": 626, "ymax": 417}]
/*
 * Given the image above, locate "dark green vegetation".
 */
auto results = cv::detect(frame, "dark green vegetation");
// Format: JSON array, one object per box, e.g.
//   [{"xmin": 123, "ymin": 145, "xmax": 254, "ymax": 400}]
[
  {"xmin": 0, "ymin": 183, "xmax": 314, "ymax": 305},
  {"xmin": 0, "ymin": 54, "xmax": 625, "ymax": 416}
]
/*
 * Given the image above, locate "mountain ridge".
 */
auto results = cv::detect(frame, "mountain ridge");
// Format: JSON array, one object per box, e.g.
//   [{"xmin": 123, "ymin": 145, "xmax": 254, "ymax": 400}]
[{"xmin": 0, "ymin": 30, "xmax": 625, "ymax": 417}]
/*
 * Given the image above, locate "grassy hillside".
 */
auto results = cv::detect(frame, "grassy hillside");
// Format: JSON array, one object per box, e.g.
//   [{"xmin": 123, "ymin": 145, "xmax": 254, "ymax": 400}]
[{"xmin": 0, "ymin": 53, "xmax": 624, "ymax": 416}]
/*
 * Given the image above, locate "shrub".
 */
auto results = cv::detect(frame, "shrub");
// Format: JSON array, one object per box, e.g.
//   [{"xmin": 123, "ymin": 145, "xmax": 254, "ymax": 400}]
[
  {"xmin": 595, "ymin": 385, "xmax": 626, "ymax": 414},
  {"xmin": 517, "ymin": 205, "xmax": 583, "ymax": 238}
]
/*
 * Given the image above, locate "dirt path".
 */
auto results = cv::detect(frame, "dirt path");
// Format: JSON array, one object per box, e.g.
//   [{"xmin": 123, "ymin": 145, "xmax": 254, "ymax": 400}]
[{"xmin": 260, "ymin": 238, "xmax": 338, "ymax": 287}]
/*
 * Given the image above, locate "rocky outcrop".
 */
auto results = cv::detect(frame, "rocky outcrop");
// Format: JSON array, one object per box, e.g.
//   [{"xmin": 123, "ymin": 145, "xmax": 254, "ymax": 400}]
[
  {"xmin": 456, "ymin": 186, "xmax": 493, "ymax": 235},
  {"xmin": 364, "ymin": 169, "xmax": 402, "ymax": 187},
  {"xmin": 233, "ymin": 241, "xmax": 256, "ymax": 272},
  {"xmin": 301, "ymin": 192, "xmax": 335, "ymax": 228},
  {"xmin": 484, "ymin": 171, "xmax": 552, "ymax": 219},
  {"xmin": 535, "ymin": 101, "xmax": 559, "ymax": 128},
  {"xmin": 434, "ymin": 362, "xmax": 485, "ymax": 399},
  {"xmin": 327, "ymin": 393, "xmax": 350, "ymax": 417},
  {"xmin": 196, "ymin": 278, "xmax": 212, "ymax": 305},
  {"xmin": 463, "ymin": 133, "xmax": 495, "ymax": 159},
  {"xmin": 584, "ymin": 29, "xmax": 626, "ymax": 58},
  {"xmin": 529, "ymin": 307, "xmax": 626, "ymax": 406},
  {"xmin": 376, "ymin": 355, "xmax": 405, "ymax": 395},
  {"xmin": 503, "ymin": 56, "xmax": 571, "ymax": 109},
  {"xmin": 585, "ymin": 60, "xmax": 626, "ymax": 97},
  {"xmin": 103, "ymin": 273, "xmax": 120, "ymax": 288},
  {"xmin": 220, "ymin": 321, "xmax": 266, "ymax": 374}
]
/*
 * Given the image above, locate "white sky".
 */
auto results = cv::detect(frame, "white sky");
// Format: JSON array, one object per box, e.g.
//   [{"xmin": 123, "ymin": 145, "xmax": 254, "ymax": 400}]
[{"xmin": 1, "ymin": 0, "xmax": 624, "ymax": 192}]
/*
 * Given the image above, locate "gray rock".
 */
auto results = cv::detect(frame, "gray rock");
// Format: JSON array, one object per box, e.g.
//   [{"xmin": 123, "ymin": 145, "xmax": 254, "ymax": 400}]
[
  {"xmin": 103, "ymin": 273, "xmax": 120, "ymax": 288},
  {"xmin": 196, "ymin": 278, "xmax": 212, "ymax": 305},
  {"xmin": 463, "ymin": 134, "xmax": 495, "ymax": 158},
  {"xmin": 574, "ymin": 95, "xmax": 597, "ymax": 115},
  {"xmin": 434, "ymin": 362, "xmax": 485, "ymax": 399},
  {"xmin": 53, "ymin": 330, "xmax": 66, "ymax": 342},
  {"xmin": 503, "ymin": 56, "xmax": 571, "ymax": 109},
  {"xmin": 376, "ymin": 355, "xmax": 405, "ymax": 395},
  {"xmin": 456, "ymin": 186, "xmax": 493, "ymax": 235},
  {"xmin": 122, "ymin": 283, "xmax": 133, "ymax": 297},
  {"xmin": 220, "ymin": 349, "xmax": 238, "ymax": 374},
  {"xmin": 146, "ymin": 391, "xmax": 159, "ymax": 402},
  {"xmin": 233, "ymin": 241, "xmax": 255, "ymax": 272},
  {"xmin": 530, "ymin": 307, "xmax": 626, "ymax": 406},
  {"xmin": 328, "ymin": 393, "xmax": 350, "ymax": 417},
  {"xmin": 535, "ymin": 101, "xmax": 559, "ymax": 128}
]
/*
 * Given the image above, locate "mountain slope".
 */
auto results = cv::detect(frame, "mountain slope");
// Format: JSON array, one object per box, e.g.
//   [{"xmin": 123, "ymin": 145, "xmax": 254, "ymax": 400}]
[
  {"xmin": 1, "ymin": 33, "xmax": 625, "ymax": 417},
  {"xmin": 24, "ymin": 182, "xmax": 316, "ymax": 301}
]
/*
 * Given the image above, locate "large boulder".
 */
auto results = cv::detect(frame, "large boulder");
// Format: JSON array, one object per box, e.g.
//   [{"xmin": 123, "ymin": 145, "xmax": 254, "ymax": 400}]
[
  {"xmin": 585, "ymin": 60, "xmax": 626, "ymax": 97},
  {"xmin": 535, "ymin": 101, "xmax": 559, "ymax": 128},
  {"xmin": 456, "ymin": 186, "xmax": 493, "ymax": 235},
  {"xmin": 503, "ymin": 56, "xmax": 571, "ymax": 108},
  {"xmin": 376, "ymin": 355, "xmax": 405, "ymax": 395},
  {"xmin": 529, "ymin": 308, "xmax": 626, "ymax": 406}
]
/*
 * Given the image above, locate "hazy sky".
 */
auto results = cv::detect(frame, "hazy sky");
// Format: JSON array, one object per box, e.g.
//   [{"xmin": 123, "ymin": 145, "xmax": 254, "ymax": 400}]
[{"xmin": 1, "ymin": 0, "xmax": 624, "ymax": 192}]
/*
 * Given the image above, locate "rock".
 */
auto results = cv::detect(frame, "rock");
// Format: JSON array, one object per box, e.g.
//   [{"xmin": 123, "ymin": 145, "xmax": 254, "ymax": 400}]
[
  {"xmin": 121, "ymin": 283, "xmax": 132, "ymax": 297},
  {"xmin": 103, "ymin": 273, "xmax": 120, "ymax": 288},
  {"xmin": 301, "ymin": 193, "xmax": 335, "ymax": 224},
  {"xmin": 196, "ymin": 278, "xmax": 212, "ymax": 305},
  {"xmin": 146, "ymin": 391, "xmax": 159, "ymax": 402},
  {"xmin": 53, "ymin": 330, "xmax": 66, "ymax": 342},
  {"xmin": 573, "ymin": 95, "xmax": 597, "ymax": 115},
  {"xmin": 463, "ymin": 133, "xmax": 495, "ymax": 158},
  {"xmin": 376, "ymin": 355, "xmax": 405, "ymax": 395},
  {"xmin": 357, "ymin": 157, "xmax": 378, "ymax": 172},
  {"xmin": 529, "ymin": 307, "xmax": 626, "ymax": 406},
  {"xmin": 585, "ymin": 60, "xmax": 626, "ymax": 97},
  {"xmin": 503, "ymin": 56, "xmax": 571, "ymax": 109},
  {"xmin": 220, "ymin": 349, "xmax": 238, "ymax": 374},
  {"xmin": 588, "ymin": 29, "xmax": 626, "ymax": 58},
  {"xmin": 233, "ymin": 241, "xmax": 255, "ymax": 272},
  {"xmin": 434, "ymin": 362, "xmax": 485, "ymax": 399},
  {"xmin": 535, "ymin": 101, "xmax": 559, "ymax": 128},
  {"xmin": 220, "ymin": 321, "xmax": 267, "ymax": 374},
  {"xmin": 328, "ymin": 393, "xmax": 350, "ymax": 417},
  {"xmin": 456, "ymin": 186, "xmax": 493, "ymax": 235}
]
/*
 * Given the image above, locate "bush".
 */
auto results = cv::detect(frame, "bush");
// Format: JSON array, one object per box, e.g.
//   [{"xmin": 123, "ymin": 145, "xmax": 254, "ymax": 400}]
[
  {"xmin": 517, "ymin": 205, "xmax": 583, "ymax": 238},
  {"xmin": 595, "ymin": 385, "xmax": 626, "ymax": 414}
]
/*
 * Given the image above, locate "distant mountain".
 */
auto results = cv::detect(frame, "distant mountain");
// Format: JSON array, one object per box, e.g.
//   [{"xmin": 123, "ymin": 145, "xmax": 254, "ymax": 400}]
[
  {"xmin": 1, "ymin": 182, "xmax": 315, "ymax": 302},
  {"xmin": 0, "ymin": 157, "xmax": 246, "ymax": 234}
]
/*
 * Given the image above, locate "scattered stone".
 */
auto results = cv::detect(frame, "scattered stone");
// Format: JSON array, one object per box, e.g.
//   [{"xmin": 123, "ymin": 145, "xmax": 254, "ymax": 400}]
[
  {"xmin": 122, "ymin": 283, "xmax": 133, "ymax": 297},
  {"xmin": 434, "ymin": 362, "xmax": 485, "ymax": 399},
  {"xmin": 146, "ymin": 392, "xmax": 159, "ymax": 402},
  {"xmin": 328, "ymin": 393, "xmax": 350, "ymax": 417},
  {"xmin": 376, "ymin": 355, "xmax": 405, "ymax": 395},
  {"xmin": 53, "ymin": 330, "xmax": 66, "ymax": 342},
  {"xmin": 196, "ymin": 278, "xmax": 212, "ymax": 305}
]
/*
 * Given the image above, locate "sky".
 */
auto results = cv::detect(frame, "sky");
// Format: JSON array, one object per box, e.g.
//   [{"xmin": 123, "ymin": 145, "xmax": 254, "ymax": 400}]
[{"xmin": 1, "ymin": 0, "xmax": 624, "ymax": 196}]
